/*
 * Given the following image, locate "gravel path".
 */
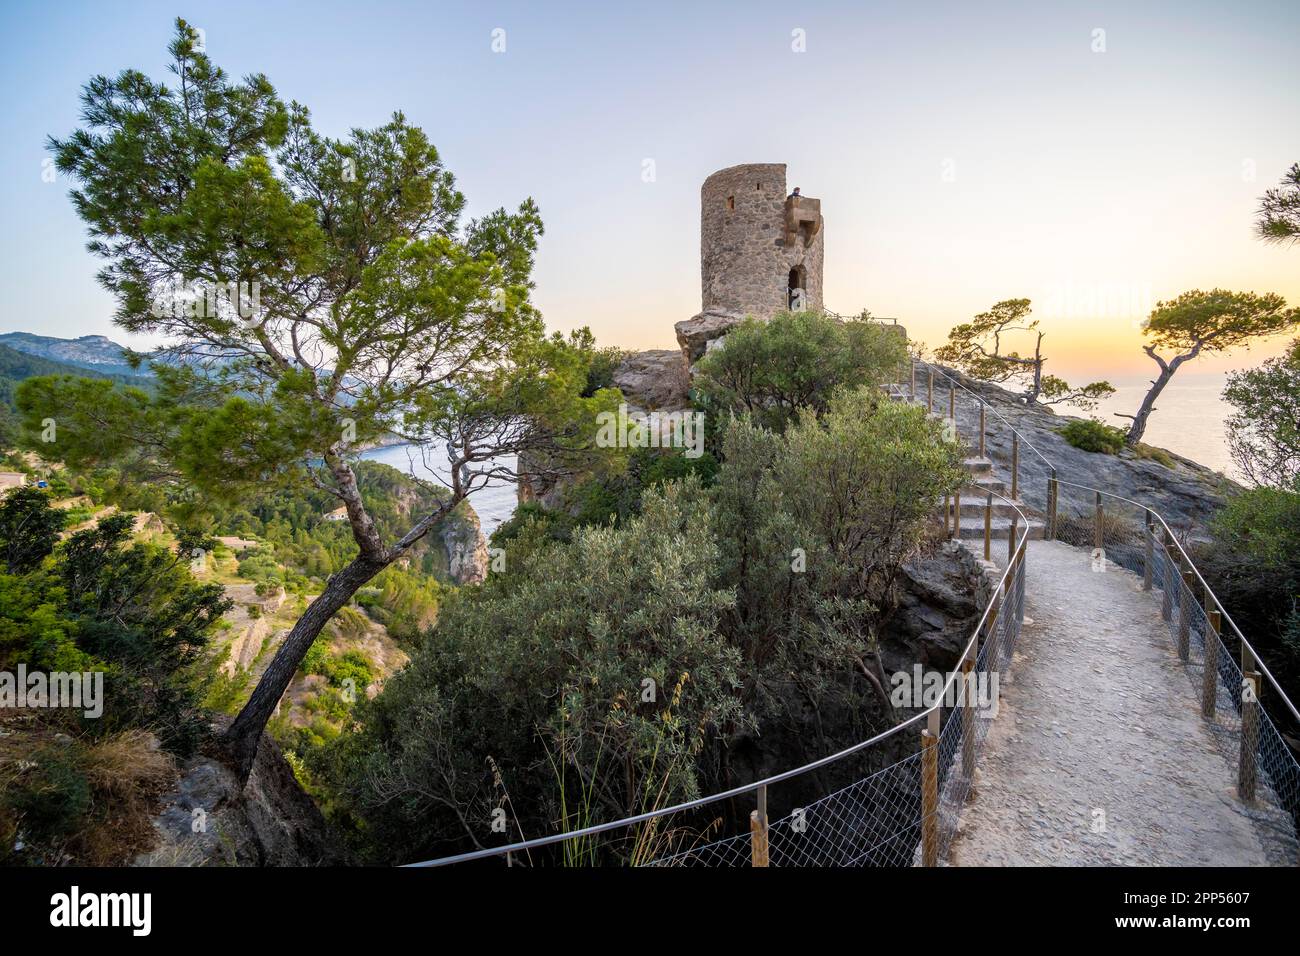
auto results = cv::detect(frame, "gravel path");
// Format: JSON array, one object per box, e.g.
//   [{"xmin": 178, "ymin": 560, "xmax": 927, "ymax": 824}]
[{"xmin": 949, "ymin": 539, "xmax": 1276, "ymax": 866}]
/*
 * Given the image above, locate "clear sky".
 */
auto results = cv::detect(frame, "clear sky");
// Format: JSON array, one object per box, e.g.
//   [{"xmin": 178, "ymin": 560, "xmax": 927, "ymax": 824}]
[{"xmin": 1, "ymin": 0, "xmax": 1297, "ymax": 381}]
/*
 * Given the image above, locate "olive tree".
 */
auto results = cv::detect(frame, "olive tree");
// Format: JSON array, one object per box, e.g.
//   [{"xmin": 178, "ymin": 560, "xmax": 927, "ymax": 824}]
[{"xmin": 693, "ymin": 311, "xmax": 906, "ymax": 432}]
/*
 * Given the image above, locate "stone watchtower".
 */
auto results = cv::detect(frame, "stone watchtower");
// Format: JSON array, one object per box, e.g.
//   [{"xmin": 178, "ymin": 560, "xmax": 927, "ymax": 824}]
[{"xmin": 677, "ymin": 163, "xmax": 824, "ymax": 363}]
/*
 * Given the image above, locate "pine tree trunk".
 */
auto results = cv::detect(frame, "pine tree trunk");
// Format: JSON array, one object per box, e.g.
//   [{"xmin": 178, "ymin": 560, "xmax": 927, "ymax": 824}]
[
  {"xmin": 1126, "ymin": 349, "xmax": 1192, "ymax": 446},
  {"xmin": 221, "ymin": 553, "xmax": 387, "ymax": 782}
]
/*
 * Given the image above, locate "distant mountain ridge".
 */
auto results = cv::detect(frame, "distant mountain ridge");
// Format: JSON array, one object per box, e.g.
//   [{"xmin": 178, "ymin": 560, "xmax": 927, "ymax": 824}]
[
  {"xmin": 0, "ymin": 332, "xmax": 142, "ymax": 377},
  {"xmin": 0, "ymin": 331, "xmax": 369, "ymax": 402}
]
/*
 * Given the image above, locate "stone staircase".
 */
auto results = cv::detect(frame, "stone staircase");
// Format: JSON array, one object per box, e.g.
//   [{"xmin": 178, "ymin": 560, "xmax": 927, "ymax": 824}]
[{"xmin": 885, "ymin": 382, "xmax": 1045, "ymax": 544}]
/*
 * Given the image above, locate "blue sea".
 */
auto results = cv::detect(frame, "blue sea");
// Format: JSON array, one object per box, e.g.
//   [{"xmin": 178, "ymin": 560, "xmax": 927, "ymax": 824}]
[{"xmin": 359, "ymin": 444, "xmax": 519, "ymax": 540}]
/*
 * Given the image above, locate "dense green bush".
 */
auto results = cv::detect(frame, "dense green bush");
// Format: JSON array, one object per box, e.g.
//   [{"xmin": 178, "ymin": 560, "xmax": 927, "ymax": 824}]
[
  {"xmin": 1060, "ymin": 418, "xmax": 1127, "ymax": 454},
  {"xmin": 0, "ymin": 493, "xmax": 229, "ymax": 754},
  {"xmin": 693, "ymin": 311, "xmax": 907, "ymax": 432},
  {"xmin": 319, "ymin": 477, "xmax": 743, "ymax": 863},
  {"xmin": 1199, "ymin": 487, "xmax": 1300, "ymax": 682},
  {"xmin": 318, "ymin": 386, "xmax": 965, "ymax": 864}
]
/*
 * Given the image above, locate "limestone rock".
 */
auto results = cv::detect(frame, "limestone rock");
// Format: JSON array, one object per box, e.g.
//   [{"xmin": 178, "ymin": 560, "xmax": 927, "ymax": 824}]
[
  {"xmin": 613, "ymin": 349, "xmax": 691, "ymax": 410},
  {"xmin": 886, "ymin": 541, "xmax": 990, "ymax": 671},
  {"xmin": 674, "ymin": 310, "xmax": 745, "ymax": 365},
  {"xmin": 929, "ymin": 365, "xmax": 1238, "ymax": 536},
  {"xmin": 439, "ymin": 506, "xmax": 488, "ymax": 585},
  {"xmin": 135, "ymin": 726, "xmax": 345, "ymax": 866}
]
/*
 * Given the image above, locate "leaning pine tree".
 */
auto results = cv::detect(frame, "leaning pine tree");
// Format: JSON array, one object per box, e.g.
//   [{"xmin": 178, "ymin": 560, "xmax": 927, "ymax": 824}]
[
  {"xmin": 34, "ymin": 19, "xmax": 620, "ymax": 781},
  {"xmin": 1121, "ymin": 290, "xmax": 1300, "ymax": 446}
]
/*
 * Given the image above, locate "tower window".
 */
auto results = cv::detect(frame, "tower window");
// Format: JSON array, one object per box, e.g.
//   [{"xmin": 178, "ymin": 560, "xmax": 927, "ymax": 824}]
[{"xmin": 727, "ymin": 195, "xmax": 734, "ymax": 210}]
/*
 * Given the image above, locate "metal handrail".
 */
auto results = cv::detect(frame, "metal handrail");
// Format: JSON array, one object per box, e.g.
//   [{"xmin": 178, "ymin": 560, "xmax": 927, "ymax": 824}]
[
  {"xmin": 915, "ymin": 359, "xmax": 1055, "ymax": 471},
  {"xmin": 407, "ymin": 487, "xmax": 1031, "ymax": 868},
  {"xmin": 907, "ymin": 354, "xmax": 1298, "ymax": 725},
  {"xmin": 1054, "ymin": 477, "xmax": 1300, "ymax": 724}
]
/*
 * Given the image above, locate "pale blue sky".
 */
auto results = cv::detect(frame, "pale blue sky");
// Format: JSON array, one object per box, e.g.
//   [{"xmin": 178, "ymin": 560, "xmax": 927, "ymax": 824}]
[{"xmin": 2, "ymin": 0, "xmax": 1297, "ymax": 378}]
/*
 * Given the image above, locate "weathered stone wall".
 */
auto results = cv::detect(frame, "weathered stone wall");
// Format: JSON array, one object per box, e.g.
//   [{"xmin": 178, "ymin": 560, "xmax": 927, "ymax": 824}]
[{"xmin": 700, "ymin": 163, "xmax": 824, "ymax": 317}]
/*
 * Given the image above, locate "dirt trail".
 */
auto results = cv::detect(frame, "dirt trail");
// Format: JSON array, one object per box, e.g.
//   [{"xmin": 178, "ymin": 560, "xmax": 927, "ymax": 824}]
[{"xmin": 950, "ymin": 539, "xmax": 1280, "ymax": 866}]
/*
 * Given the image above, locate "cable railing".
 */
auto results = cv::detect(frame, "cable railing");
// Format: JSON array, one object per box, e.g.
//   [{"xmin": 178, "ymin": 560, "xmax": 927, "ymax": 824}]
[
  {"xmin": 1051, "ymin": 478, "xmax": 1300, "ymax": 841},
  {"xmin": 406, "ymin": 355, "xmax": 1298, "ymax": 866},
  {"xmin": 408, "ymin": 488, "xmax": 1031, "ymax": 868},
  {"xmin": 909, "ymin": 357, "xmax": 1300, "ymax": 846}
]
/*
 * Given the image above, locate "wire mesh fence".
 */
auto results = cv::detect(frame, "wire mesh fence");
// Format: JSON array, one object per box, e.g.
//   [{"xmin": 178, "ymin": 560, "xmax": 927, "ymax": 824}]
[
  {"xmin": 409, "ymin": 360, "xmax": 1299, "ymax": 867},
  {"xmin": 905, "ymin": 359, "xmax": 1300, "ymax": 855},
  {"xmin": 411, "ymin": 519, "xmax": 1031, "ymax": 869},
  {"xmin": 1052, "ymin": 478, "xmax": 1300, "ymax": 847}
]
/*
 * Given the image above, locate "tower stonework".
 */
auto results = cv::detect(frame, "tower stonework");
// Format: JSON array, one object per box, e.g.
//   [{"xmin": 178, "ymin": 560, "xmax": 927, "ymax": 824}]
[
  {"xmin": 701, "ymin": 163, "xmax": 823, "ymax": 317},
  {"xmin": 677, "ymin": 163, "xmax": 824, "ymax": 363}
]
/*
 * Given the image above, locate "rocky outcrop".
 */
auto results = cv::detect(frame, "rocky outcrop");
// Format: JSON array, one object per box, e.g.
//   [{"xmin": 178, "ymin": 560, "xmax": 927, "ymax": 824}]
[
  {"xmin": 219, "ymin": 584, "xmax": 287, "ymax": 675},
  {"xmin": 135, "ymin": 725, "xmax": 345, "ymax": 866},
  {"xmin": 612, "ymin": 349, "xmax": 691, "ymax": 410},
  {"xmin": 438, "ymin": 506, "xmax": 488, "ymax": 585},
  {"xmin": 884, "ymin": 540, "xmax": 992, "ymax": 674},
  {"xmin": 929, "ymin": 365, "xmax": 1238, "ymax": 536},
  {"xmin": 381, "ymin": 473, "xmax": 488, "ymax": 585},
  {"xmin": 516, "ymin": 349, "xmax": 695, "ymax": 509},
  {"xmin": 674, "ymin": 310, "xmax": 745, "ymax": 365},
  {"xmin": 515, "ymin": 450, "xmax": 568, "ymax": 512}
]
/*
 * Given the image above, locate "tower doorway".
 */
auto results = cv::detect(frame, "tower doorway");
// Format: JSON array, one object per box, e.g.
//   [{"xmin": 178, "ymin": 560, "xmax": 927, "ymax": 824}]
[{"xmin": 787, "ymin": 266, "xmax": 806, "ymax": 310}]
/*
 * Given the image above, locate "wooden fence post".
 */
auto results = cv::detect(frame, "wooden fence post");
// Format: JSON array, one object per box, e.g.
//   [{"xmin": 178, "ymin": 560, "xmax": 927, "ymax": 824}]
[
  {"xmin": 948, "ymin": 383, "xmax": 956, "ymax": 423},
  {"xmin": 978, "ymin": 405, "xmax": 986, "ymax": 459},
  {"xmin": 1094, "ymin": 491, "xmax": 1104, "ymax": 554},
  {"xmin": 1202, "ymin": 600, "xmax": 1220, "ymax": 720},
  {"xmin": 750, "ymin": 785, "xmax": 769, "ymax": 866},
  {"xmin": 983, "ymin": 493, "xmax": 992, "ymax": 561},
  {"xmin": 1046, "ymin": 469, "xmax": 1057, "ymax": 540},
  {"xmin": 921, "ymin": 710, "xmax": 939, "ymax": 867},
  {"xmin": 1010, "ymin": 433, "xmax": 1020, "ymax": 502},
  {"xmin": 985, "ymin": 591, "xmax": 1000, "ymax": 658},
  {"xmin": 1008, "ymin": 512, "xmax": 1017, "ymax": 564},
  {"xmin": 927, "ymin": 369, "xmax": 934, "ymax": 413},
  {"xmin": 1142, "ymin": 510, "xmax": 1153, "ymax": 591},
  {"xmin": 1239, "ymin": 672, "xmax": 1261, "ymax": 803},
  {"xmin": 1177, "ymin": 563, "xmax": 1193, "ymax": 662},
  {"xmin": 1170, "ymin": 530, "xmax": 1180, "ymax": 621},
  {"xmin": 954, "ymin": 486, "xmax": 961, "ymax": 540}
]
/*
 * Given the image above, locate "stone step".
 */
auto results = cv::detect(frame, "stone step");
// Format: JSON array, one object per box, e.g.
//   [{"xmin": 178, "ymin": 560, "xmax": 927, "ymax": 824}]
[
  {"xmin": 952, "ymin": 515, "xmax": 1045, "ymax": 540},
  {"xmin": 951, "ymin": 497, "xmax": 1025, "ymax": 519},
  {"xmin": 961, "ymin": 474, "xmax": 1007, "ymax": 495},
  {"xmin": 962, "ymin": 456, "xmax": 994, "ymax": 475}
]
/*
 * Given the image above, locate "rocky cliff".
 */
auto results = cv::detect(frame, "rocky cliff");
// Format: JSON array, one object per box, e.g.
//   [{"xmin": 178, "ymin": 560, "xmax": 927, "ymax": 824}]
[
  {"xmin": 437, "ymin": 504, "xmax": 488, "ymax": 585},
  {"xmin": 135, "ymin": 722, "xmax": 344, "ymax": 866},
  {"xmin": 930, "ymin": 365, "xmax": 1238, "ymax": 535}
]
